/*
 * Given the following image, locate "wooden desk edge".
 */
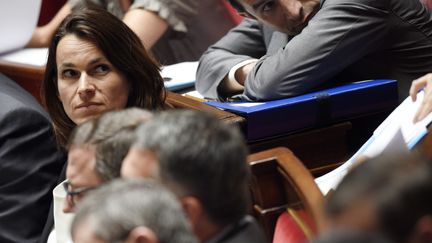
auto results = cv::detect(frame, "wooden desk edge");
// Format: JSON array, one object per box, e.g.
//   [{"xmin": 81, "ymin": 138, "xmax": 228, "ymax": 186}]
[
  {"xmin": 166, "ymin": 91, "xmax": 245, "ymax": 125},
  {"xmin": 0, "ymin": 60, "xmax": 45, "ymax": 80}
]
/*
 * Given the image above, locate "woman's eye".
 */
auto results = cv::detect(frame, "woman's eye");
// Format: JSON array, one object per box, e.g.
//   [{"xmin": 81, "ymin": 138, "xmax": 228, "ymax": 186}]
[
  {"xmin": 62, "ymin": 69, "xmax": 78, "ymax": 78},
  {"xmin": 95, "ymin": 64, "xmax": 110, "ymax": 74}
]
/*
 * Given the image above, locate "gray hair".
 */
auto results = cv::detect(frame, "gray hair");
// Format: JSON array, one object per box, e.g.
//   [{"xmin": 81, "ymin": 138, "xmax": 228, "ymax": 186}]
[
  {"xmin": 133, "ymin": 110, "xmax": 250, "ymax": 226},
  {"xmin": 69, "ymin": 108, "xmax": 153, "ymax": 181},
  {"xmin": 71, "ymin": 179, "xmax": 198, "ymax": 243}
]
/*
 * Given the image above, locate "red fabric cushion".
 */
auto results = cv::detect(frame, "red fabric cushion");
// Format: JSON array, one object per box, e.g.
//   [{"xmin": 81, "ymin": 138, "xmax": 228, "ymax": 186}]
[{"xmin": 273, "ymin": 209, "xmax": 316, "ymax": 243}]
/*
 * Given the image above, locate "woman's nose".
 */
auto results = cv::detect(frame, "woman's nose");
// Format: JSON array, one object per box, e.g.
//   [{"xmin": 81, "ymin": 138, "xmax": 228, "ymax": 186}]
[{"xmin": 77, "ymin": 73, "xmax": 96, "ymax": 100}]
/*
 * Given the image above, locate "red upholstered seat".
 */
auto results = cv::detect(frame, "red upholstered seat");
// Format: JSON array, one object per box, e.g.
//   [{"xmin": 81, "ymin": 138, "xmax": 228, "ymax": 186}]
[{"xmin": 273, "ymin": 208, "xmax": 316, "ymax": 243}]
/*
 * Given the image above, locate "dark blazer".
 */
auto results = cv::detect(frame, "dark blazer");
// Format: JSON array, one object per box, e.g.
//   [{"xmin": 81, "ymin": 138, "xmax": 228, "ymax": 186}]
[
  {"xmin": 0, "ymin": 73, "xmax": 65, "ymax": 243},
  {"xmin": 196, "ymin": 0, "xmax": 432, "ymax": 101},
  {"xmin": 39, "ymin": 165, "xmax": 67, "ymax": 243},
  {"xmin": 209, "ymin": 216, "xmax": 267, "ymax": 243}
]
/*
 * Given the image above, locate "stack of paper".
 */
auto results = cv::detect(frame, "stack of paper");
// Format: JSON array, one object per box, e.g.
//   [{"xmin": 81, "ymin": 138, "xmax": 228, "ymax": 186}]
[
  {"xmin": 0, "ymin": 0, "xmax": 46, "ymax": 66},
  {"xmin": 0, "ymin": 48, "xmax": 48, "ymax": 66},
  {"xmin": 161, "ymin": 62, "xmax": 198, "ymax": 91},
  {"xmin": 315, "ymin": 91, "xmax": 432, "ymax": 195}
]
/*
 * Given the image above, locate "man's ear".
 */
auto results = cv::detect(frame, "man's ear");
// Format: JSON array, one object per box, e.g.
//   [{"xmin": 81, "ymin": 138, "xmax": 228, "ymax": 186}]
[
  {"xmin": 124, "ymin": 226, "xmax": 158, "ymax": 243},
  {"xmin": 180, "ymin": 196, "xmax": 203, "ymax": 227},
  {"xmin": 410, "ymin": 215, "xmax": 432, "ymax": 243},
  {"xmin": 238, "ymin": 11, "xmax": 254, "ymax": 19}
]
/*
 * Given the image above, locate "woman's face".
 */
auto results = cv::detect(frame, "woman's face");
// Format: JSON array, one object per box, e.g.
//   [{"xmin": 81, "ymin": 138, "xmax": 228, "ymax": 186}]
[{"xmin": 56, "ymin": 34, "xmax": 130, "ymax": 125}]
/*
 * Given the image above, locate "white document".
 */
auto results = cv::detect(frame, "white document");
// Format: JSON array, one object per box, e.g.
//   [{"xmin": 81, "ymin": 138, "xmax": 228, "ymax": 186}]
[
  {"xmin": 0, "ymin": 48, "xmax": 48, "ymax": 66},
  {"xmin": 315, "ymin": 91, "xmax": 432, "ymax": 195},
  {"xmin": 161, "ymin": 62, "xmax": 198, "ymax": 91},
  {"xmin": 182, "ymin": 90, "xmax": 205, "ymax": 99},
  {"xmin": 0, "ymin": 0, "xmax": 41, "ymax": 54}
]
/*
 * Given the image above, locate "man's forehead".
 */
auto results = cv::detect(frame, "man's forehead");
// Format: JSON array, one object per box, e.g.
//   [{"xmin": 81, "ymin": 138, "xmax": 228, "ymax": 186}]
[{"xmin": 68, "ymin": 145, "xmax": 96, "ymax": 168}]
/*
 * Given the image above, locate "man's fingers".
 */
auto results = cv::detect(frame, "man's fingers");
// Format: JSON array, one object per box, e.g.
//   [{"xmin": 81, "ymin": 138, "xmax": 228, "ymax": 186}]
[
  {"xmin": 410, "ymin": 78, "xmax": 428, "ymax": 101},
  {"xmin": 414, "ymin": 101, "xmax": 431, "ymax": 123}
]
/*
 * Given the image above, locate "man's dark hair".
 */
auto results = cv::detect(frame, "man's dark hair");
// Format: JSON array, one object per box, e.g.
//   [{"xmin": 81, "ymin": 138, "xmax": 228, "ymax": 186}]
[
  {"xmin": 326, "ymin": 153, "xmax": 432, "ymax": 242},
  {"xmin": 134, "ymin": 110, "xmax": 250, "ymax": 227},
  {"xmin": 314, "ymin": 229, "xmax": 393, "ymax": 243},
  {"xmin": 227, "ymin": 0, "xmax": 246, "ymax": 13}
]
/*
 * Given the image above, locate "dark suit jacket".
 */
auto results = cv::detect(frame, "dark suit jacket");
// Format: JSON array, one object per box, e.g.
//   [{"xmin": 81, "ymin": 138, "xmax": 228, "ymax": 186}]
[
  {"xmin": 0, "ymin": 73, "xmax": 65, "ymax": 243},
  {"xmin": 208, "ymin": 216, "xmax": 267, "ymax": 243},
  {"xmin": 39, "ymin": 164, "xmax": 67, "ymax": 243},
  {"xmin": 196, "ymin": 0, "xmax": 432, "ymax": 101}
]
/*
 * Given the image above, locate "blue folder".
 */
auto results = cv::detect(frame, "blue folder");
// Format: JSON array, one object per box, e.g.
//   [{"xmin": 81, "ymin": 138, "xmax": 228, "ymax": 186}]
[{"xmin": 206, "ymin": 80, "xmax": 399, "ymax": 141}]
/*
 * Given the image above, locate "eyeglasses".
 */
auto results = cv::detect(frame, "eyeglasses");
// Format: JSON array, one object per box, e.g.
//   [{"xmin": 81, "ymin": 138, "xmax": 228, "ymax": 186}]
[{"xmin": 63, "ymin": 180, "xmax": 99, "ymax": 206}]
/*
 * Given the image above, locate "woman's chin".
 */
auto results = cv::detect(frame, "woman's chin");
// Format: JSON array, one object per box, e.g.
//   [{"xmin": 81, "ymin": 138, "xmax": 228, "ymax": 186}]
[{"xmin": 72, "ymin": 113, "xmax": 101, "ymax": 125}]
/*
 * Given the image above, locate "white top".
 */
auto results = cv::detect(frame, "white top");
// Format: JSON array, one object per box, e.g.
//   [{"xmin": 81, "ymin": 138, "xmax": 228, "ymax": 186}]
[{"xmin": 47, "ymin": 181, "xmax": 74, "ymax": 243}]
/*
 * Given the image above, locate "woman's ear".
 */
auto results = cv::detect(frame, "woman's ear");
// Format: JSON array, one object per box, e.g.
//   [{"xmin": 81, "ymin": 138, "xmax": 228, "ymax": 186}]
[{"xmin": 124, "ymin": 226, "xmax": 158, "ymax": 243}]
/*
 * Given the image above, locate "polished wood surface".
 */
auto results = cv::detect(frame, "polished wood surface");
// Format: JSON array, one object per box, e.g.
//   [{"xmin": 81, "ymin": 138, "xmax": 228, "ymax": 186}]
[
  {"xmin": 166, "ymin": 91, "xmax": 245, "ymax": 125},
  {"xmin": 248, "ymin": 122, "xmax": 351, "ymax": 175},
  {"xmin": 0, "ymin": 60, "xmax": 44, "ymax": 103}
]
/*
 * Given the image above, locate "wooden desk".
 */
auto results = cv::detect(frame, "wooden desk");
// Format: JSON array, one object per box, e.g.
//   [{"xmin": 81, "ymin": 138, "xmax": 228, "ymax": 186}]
[
  {"xmin": 0, "ymin": 60, "xmax": 44, "ymax": 103},
  {"xmin": 0, "ymin": 59, "xmax": 382, "ymax": 173}
]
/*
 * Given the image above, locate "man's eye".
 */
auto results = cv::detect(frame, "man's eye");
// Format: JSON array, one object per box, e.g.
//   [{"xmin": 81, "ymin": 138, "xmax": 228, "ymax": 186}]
[
  {"xmin": 262, "ymin": 1, "xmax": 275, "ymax": 11},
  {"xmin": 95, "ymin": 64, "xmax": 110, "ymax": 74},
  {"xmin": 62, "ymin": 69, "xmax": 78, "ymax": 78}
]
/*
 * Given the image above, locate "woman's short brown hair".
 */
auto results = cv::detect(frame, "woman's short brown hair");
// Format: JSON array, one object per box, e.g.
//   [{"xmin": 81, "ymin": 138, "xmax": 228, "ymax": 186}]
[{"xmin": 42, "ymin": 7, "xmax": 166, "ymax": 147}]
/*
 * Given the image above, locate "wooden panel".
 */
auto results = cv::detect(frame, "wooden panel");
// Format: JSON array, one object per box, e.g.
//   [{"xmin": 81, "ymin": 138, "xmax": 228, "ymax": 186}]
[{"xmin": 248, "ymin": 122, "xmax": 351, "ymax": 173}]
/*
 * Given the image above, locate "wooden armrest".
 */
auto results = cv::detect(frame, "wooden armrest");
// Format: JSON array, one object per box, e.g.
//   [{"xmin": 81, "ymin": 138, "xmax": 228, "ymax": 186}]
[{"xmin": 248, "ymin": 147, "xmax": 325, "ymax": 235}]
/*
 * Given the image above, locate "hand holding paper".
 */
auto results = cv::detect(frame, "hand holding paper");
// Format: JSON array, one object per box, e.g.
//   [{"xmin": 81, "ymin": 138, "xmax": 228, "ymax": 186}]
[
  {"xmin": 316, "ymin": 90, "xmax": 432, "ymax": 195},
  {"xmin": 410, "ymin": 73, "xmax": 432, "ymax": 122}
]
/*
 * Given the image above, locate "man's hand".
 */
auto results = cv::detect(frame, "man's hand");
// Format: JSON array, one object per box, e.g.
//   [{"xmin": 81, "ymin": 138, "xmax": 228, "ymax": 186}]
[
  {"xmin": 235, "ymin": 61, "xmax": 257, "ymax": 85},
  {"xmin": 218, "ymin": 60, "xmax": 257, "ymax": 97},
  {"xmin": 410, "ymin": 73, "xmax": 432, "ymax": 123}
]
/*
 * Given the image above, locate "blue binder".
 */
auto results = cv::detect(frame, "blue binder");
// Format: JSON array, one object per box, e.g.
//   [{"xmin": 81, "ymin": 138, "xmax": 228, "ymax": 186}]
[{"xmin": 206, "ymin": 80, "xmax": 399, "ymax": 141}]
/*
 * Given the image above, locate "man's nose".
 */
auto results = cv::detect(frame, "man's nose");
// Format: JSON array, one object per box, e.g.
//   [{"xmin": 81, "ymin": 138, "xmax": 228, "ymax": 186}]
[
  {"xmin": 282, "ymin": 0, "xmax": 303, "ymax": 20},
  {"xmin": 63, "ymin": 194, "xmax": 75, "ymax": 213}
]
